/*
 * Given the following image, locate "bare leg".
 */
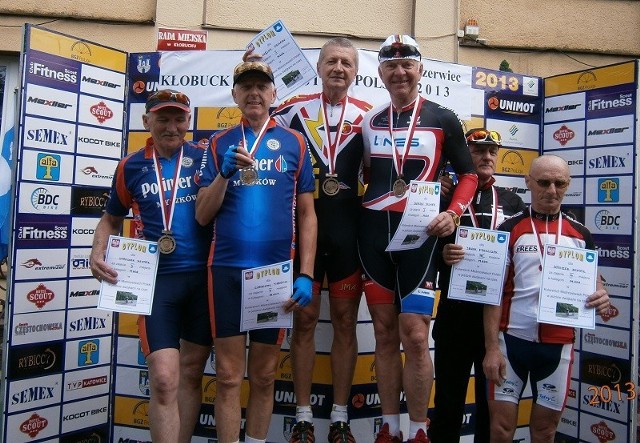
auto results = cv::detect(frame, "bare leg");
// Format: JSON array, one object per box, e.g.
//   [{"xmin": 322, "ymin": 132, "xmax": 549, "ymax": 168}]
[
  {"xmin": 245, "ymin": 340, "xmax": 282, "ymax": 438},
  {"xmin": 177, "ymin": 340, "xmax": 211, "ymax": 443},
  {"xmin": 214, "ymin": 335, "xmax": 247, "ymax": 442},
  {"xmin": 487, "ymin": 399, "xmax": 518, "ymax": 443},
  {"xmin": 329, "ymin": 294, "xmax": 361, "ymax": 406},
  {"xmin": 398, "ymin": 313, "xmax": 432, "ymax": 422},
  {"xmin": 368, "ymin": 303, "xmax": 402, "ymax": 414},
  {"xmin": 147, "ymin": 348, "xmax": 181, "ymax": 443},
  {"xmin": 290, "ymin": 294, "xmax": 321, "ymax": 408}
]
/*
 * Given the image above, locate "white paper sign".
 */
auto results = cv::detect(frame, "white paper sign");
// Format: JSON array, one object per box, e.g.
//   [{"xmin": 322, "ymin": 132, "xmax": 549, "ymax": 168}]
[
  {"xmin": 448, "ymin": 227, "xmax": 510, "ymax": 305},
  {"xmin": 386, "ymin": 181, "xmax": 441, "ymax": 251},
  {"xmin": 241, "ymin": 260, "xmax": 294, "ymax": 331},
  {"xmin": 538, "ymin": 244, "xmax": 598, "ymax": 329},
  {"xmin": 247, "ymin": 20, "xmax": 317, "ymax": 99},
  {"xmin": 98, "ymin": 235, "xmax": 159, "ymax": 315}
]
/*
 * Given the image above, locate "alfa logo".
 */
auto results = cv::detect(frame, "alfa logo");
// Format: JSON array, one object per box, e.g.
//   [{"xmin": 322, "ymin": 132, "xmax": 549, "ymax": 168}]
[
  {"xmin": 553, "ymin": 125, "xmax": 575, "ymax": 146},
  {"xmin": 90, "ymin": 101, "xmax": 114, "ymax": 123}
]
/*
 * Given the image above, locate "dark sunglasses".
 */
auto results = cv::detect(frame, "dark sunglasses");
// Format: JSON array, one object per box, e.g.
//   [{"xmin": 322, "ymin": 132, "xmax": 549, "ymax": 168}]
[
  {"xmin": 148, "ymin": 90, "xmax": 191, "ymax": 107},
  {"xmin": 378, "ymin": 45, "xmax": 421, "ymax": 61},
  {"xmin": 530, "ymin": 177, "xmax": 570, "ymax": 189},
  {"xmin": 466, "ymin": 129, "xmax": 501, "ymax": 144}
]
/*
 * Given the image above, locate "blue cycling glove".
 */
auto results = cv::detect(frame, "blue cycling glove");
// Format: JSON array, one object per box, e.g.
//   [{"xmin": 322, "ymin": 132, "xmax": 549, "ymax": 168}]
[
  {"xmin": 292, "ymin": 273, "xmax": 313, "ymax": 307},
  {"xmin": 220, "ymin": 145, "xmax": 238, "ymax": 179}
]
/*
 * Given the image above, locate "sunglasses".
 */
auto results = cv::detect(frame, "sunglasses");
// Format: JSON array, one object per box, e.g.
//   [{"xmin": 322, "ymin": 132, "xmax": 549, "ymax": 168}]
[
  {"xmin": 467, "ymin": 129, "xmax": 502, "ymax": 144},
  {"xmin": 530, "ymin": 177, "xmax": 570, "ymax": 189},
  {"xmin": 378, "ymin": 45, "xmax": 421, "ymax": 61},
  {"xmin": 148, "ymin": 90, "xmax": 191, "ymax": 107}
]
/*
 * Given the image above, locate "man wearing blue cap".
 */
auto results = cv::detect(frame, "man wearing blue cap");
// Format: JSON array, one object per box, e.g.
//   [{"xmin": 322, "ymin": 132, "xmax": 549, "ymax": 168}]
[
  {"xmin": 90, "ymin": 89, "xmax": 212, "ymax": 443},
  {"xmin": 359, "ymin": 35, "xmax": 478, "ymax": 443}
]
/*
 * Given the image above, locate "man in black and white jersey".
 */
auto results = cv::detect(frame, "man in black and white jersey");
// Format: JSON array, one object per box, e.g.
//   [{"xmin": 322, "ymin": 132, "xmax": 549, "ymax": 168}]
[
  {"xmin": 359, "ymin": 34, "xmax": 478, "ymax": 443},
  {"xmin": 431, "ymin": 128, "xmax": 525, "ymax": 443}
]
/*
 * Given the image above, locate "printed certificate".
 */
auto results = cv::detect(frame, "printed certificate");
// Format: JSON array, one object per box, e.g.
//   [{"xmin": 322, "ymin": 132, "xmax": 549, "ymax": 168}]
[
  {"xmin": 98, "ymin": 235, "xmax": 159, "ymax": 315},
  {"xmin": 538, "ymin": 244, "xmax": 598, "ymax": 329},
  {"xmin": 248, "ymin": 20, "xmax": 317, "ymax": 99},
  {"xmin": 386, "ymin": 181, "xmax": 441, "ymax": 251},
  {"xmin": 448, "ymin": 227, "xmax": 510, "ymax": 305},
  {"xmin": 241, "ymin": 260, "xmax": 294, "ymax": 331}
]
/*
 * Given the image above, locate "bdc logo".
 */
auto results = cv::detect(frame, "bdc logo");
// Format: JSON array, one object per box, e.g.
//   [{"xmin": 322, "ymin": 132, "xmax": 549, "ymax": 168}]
[{"xmin": 594, "ymin": 209, "xmax": 620, "ymax": 231}]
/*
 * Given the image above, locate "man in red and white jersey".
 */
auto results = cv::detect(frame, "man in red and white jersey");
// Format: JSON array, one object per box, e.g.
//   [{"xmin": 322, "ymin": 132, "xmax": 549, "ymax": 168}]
[{"xmin": 481, "ymin": 154, "xmax": 610, "ymax": 442}]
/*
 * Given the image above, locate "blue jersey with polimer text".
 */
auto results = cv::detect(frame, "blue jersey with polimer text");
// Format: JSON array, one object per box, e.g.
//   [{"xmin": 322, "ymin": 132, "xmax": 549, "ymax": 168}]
[
  {"xmin": 105, "ymin": 138, "xmax": 211, "ymax": 274},
  {"xmin": 198, "ymin": 117, "xmax": 315, "ymax": 269}
]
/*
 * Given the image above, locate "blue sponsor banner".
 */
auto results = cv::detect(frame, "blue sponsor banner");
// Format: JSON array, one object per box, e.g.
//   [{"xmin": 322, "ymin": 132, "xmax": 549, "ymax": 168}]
[
  {"xmin": 586, "ymin": 84, "xmax": 636, "ymax": 119},
  {"xmin": 485, "ymin": 91, "xmax": 541, "ymax": 124},
  {"xmin": 593, "ymin": 234, "xmax": 633, "ymax": 268},
  {"xmin": 14, "ymin": 214, "xmax": 71, "ymax": 249},
  {"xmin": 25, "ymin": 50, "xmax": 81, "ymax": 92}
]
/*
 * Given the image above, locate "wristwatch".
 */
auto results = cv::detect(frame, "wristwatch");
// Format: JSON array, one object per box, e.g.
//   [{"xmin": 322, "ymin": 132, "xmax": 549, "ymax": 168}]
[{"xmin": 446, "ymin": 210, "xmax": 461, "ymax": 227}]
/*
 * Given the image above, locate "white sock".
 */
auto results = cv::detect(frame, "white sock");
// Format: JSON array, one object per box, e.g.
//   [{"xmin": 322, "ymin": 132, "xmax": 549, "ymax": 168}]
[
  {"xmin": 408, "ymin": 420, "xmax": 427, "ymax": 439},
  {"xmin": 330, "ymin": 404, "xmax": 348, "ymax": 423},
  {"xmin": 295, "ymin": 405, "xmax": 313, "ymax": 423},
  {"xmin": 383, "ymin": 414, "xmax": 401, "ymax": 437},
  {"xmin": 245, "ymin": 436, "xmax": 265, "ymax": 443}
]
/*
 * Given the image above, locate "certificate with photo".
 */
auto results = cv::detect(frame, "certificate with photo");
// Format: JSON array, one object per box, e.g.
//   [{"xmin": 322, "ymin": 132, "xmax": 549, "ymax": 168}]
[
  {"xmin": 241, "ymin": 260, "xmax": 294, "ymax": 331},
  {"xmin": 248, "ymin": 20, "xmax": 317, "ymax": 99},
  {"xmin": 448, "ymin": 227, "xmax": 510, "ymax": 305},
  {"xmin": 538, "ymin": 244, "xmax": 598, "ymax": 329},
  {"xmin": 98, "ymin": 235, "xmax": 159, "ymax": 315},
  {"xmin": 386, "ymin": 181, "xmax": 441, "ymax": 251}
]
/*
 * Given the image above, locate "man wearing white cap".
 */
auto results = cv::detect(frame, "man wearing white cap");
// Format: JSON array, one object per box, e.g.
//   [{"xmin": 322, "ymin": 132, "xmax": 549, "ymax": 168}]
[{"xmin": 358, "ymin": 35, "xmax": 478, "ymax": 443}]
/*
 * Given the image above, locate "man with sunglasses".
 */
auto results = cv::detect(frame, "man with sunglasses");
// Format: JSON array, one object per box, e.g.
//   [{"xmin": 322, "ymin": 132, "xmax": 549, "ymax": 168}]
[
  {"xmin": 359, "ymin": 35, "xmax": 478, "ymax": 443},
  {"xmin": 446, "ymin": 154, "xmax": 610, "ymax": 442},
  {"xmin": 431, "ymin": 128, "xmax": 525, "ymax": 443},
  {"xmin": 90, "ymin": 89, "xmax": 212, "ymax": 443},
  {"xmin": 195, "ymin": 61, "xmax": 317, "ymax": 443}
]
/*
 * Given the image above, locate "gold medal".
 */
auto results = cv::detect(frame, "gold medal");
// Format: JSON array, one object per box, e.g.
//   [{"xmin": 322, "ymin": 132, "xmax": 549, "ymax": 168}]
[
  {"xmin": 240, "ymin": 167, "xmax": 258, "ymax": 185},
  {"xmin": 158, "ymin": 231, "xmax": 176, "ymax": 254},
  {"xmin": 392, "ymin": 178, "xmax": 407, "ymax": 198},
  {"xmin": 322, "ymin": 174, "xmax": 340, "ymax": 196}
]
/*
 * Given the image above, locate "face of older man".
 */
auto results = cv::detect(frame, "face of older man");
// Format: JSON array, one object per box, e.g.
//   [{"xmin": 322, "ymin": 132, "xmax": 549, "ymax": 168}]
[
  {"xmin": 378, "ymin": 58, "xmax": 422, "ymax": 107},
  {"xmin": 525, "ymin": 155, "xmax": 571, "ymax": 214},
  {"xmin": 232, "ymin": 73, "xmax": 276, "ymax": 124},
  {"xmin": 317, "ymin": 44, "xmax": 358, "ymax": 99},
  {"xmin": 143, "ymin": 107, "xmax": 190, "ymax": 156}
]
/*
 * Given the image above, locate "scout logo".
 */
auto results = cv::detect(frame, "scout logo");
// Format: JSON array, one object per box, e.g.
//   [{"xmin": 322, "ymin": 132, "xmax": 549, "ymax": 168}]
[
  {"xmin": 27, "ymin": 283, "xmax": 55, "ymax": 308},
  {"xmin": 90, "ymin": 101, "xmax": 114, "ymax": 124},
  {"xmin": 20, "ymin": 413, "xmax": 48, "ymax": 438},
  {"xmin": 590, "ymin": 421, "xmax": 615, "ymax": 443},
  {"xmin": 553, "ymin": 124, "xmax": 575, "ymax": 146},
  {"xmin": 599, "ymin": 302, "xmax": 619, "ymax": 322}
]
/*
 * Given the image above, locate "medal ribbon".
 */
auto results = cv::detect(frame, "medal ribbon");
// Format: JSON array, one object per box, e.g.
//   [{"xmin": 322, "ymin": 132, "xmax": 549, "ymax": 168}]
[
  {"xmin": 390, "ymin": 97, "xmax": 421, "ymax": 179},
  {"xmin": 529, "ymin": 208, "xmax": 562, "ymax": 269},
  {"xmin": 152, "ymin": 146, "xmax": 183, "ymax": 234},
  {"xmin": 241, "ymin": 118, "xmax": 271, "ymax": 161},
  {"xmin": 468, "ymin": 186, "xmax": 499, "ymax": 229},
  {"xmin": 319, "ymin": 94, "xmax": 348, "ymax": 175}
]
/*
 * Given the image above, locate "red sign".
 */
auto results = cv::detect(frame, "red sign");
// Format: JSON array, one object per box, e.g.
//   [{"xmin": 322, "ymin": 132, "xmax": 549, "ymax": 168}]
[{"xmin": 157, "ymin": 28, "xmax": 207, "ymax": 51}]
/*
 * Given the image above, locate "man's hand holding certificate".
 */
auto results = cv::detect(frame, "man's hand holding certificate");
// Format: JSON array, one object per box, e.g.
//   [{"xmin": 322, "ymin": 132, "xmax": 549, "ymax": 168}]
[
  {"xmin": 448, "ymin": 227, "xmax": 510, "ymax": 305},
  {"xmin": 241, "ymin": 260, "xmax": 294, "ymax": 331},
  {"xmin": 97, "ymin": 235, "xmax": 159, "ymax": 315}
]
